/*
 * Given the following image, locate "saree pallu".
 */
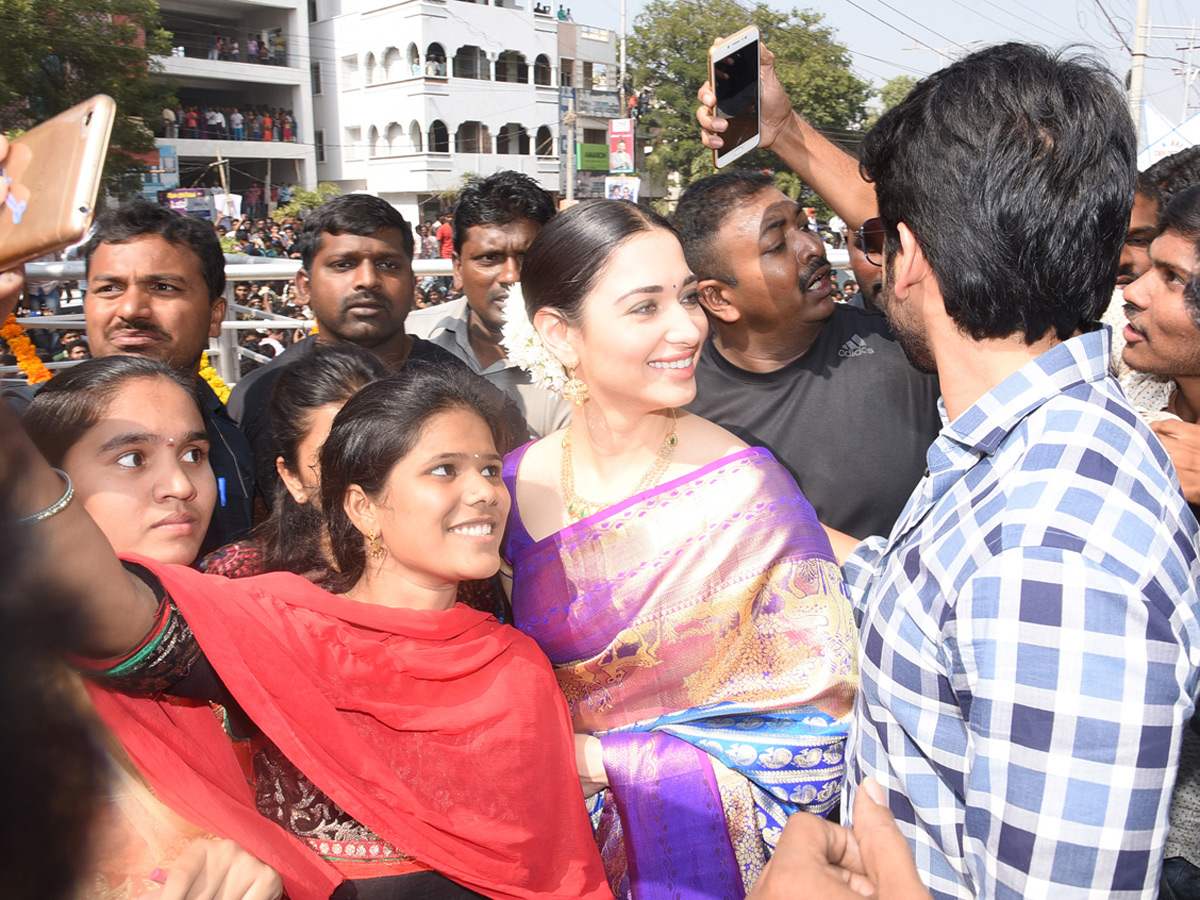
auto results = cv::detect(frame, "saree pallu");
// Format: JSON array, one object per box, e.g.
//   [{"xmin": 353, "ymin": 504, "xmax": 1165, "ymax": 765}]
[{"xmin": 503, "ymin": 447, "xmax": 859, "ymax": 900}]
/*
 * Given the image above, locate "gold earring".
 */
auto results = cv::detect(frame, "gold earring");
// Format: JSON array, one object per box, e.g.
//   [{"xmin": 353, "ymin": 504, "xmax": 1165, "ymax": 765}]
[
  {"xmin": 562, "ymin": 362, "xmax": 590, "ymax": 407},
  {"xmin": 367, "ymin": 530, "xmax": 386, "ymax": 560}
]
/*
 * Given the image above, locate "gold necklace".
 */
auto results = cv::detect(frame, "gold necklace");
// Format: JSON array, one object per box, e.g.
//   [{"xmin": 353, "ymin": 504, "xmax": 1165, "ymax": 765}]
[{"xmin": 560, "ymin": 410, "xmax": 679, "ymax": 522}]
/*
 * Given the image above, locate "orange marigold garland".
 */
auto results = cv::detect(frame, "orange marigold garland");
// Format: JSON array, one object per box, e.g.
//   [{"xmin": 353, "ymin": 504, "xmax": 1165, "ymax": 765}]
[
  {"xmin": 199, "ymin": 351, "xmax": 231, "ymax": 404},
  {"xmin": 2, "ymin": 313, "xmax": 53, "ymax": 385}
]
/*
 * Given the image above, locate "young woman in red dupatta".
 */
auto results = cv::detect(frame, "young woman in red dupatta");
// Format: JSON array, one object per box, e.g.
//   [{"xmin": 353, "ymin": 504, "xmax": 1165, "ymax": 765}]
[{"xmin": 6, "ymin": 357, "xmax": 611, "ymax": 900}]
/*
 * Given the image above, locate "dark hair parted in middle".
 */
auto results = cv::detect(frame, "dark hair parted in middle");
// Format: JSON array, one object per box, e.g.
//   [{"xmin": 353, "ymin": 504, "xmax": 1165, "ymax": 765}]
[
  {"xmin": 452, "ymin": 171, "xmax": 556, "ymax": 254},
  {"xmin": 24, "ymin": 356, "xmax": 202, "ymax": 467},
  {"xmin": 319, "ymin": 362, "xmax": 516, "ymax": 586},
  {"xmin": 859, "ymin": 42, "xmax": 1135, "ymax": 343},
  {"xmin": 252, "ymin": 343, "xmax": 390, "ymax": 578},
  {"xmin": 295, "ymin": 193, "xmax": 414, "ymax": 270},
  {"xmin": 83, "ymin": 200, "xmax": 227, "ymax": 303},
  {"xmin": 521, "ymin": 199, "xmax": 674, "ymax": 325}
]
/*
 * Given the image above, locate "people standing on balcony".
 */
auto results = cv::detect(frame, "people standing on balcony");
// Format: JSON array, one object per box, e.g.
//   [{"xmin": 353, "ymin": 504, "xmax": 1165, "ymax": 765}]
[
  {"xmin": 184, "ymin": 108, "xmax": 198, "ymax": 140},
  {"xmin": 261, "ymin": 110, "xmax": 273, "ymax": 142},
  {"xmin": 282, "ymin": 111, "xmax": 293, "ymax": 142},
  {"xmin": 271, "ymin": 32, "xmax": 286, "ymax": 66},
  {"xmin": 229, "ymin": 36, "xmax": 239, "ymax": 61},
  {"xmin": 162, "ymin": 106, "xmax": 176, "ymax": 139},
  {"xmin": 206, "ymin": 32, "xmax": 218, "ymax": 60},
  {"xmin": 260, "ymin": 33, "xmax": 272, "ymax": 65},
  {"xmin": 247, "ymin": 34, "xmax": 258, "ymax": 63},
  {"xmin": 230, "ymin": 108, "xmax": 244, "ymax": 140}
]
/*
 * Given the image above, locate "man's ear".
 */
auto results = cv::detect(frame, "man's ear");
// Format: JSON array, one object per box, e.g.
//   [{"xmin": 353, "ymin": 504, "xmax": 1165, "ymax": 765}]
[
  {"xmin": 451, "ymin": 251, "xmax": 463, "ymax": 292},
  {"xmin": 208, "ymin": 298, "xmax": 227, "ymax": 338},
  {"xmin": 889, "ymin": 223, "xmax": 931, "ymax": 302},
  {"xmin": 294, "ymin": 269, "xmax": 311, "ymax": 308},
  {"xmin": 697, "ymin": 279, "xmax": 741, "ymax": 325}
]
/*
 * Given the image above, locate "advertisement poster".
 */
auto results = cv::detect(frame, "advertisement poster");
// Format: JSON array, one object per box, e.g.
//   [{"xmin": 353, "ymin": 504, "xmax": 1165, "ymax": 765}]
[
  {"xmin": 609, "ymin": 118, "xmax": 634, "ymax": 173},
  {"xmin": 604, "ymin": 176, "xmax": 640, "ymax": 202}
]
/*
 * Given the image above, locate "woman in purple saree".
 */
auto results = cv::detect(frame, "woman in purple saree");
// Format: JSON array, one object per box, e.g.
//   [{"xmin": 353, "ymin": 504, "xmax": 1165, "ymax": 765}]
[{"xmin": 499, "ymin": 201, "xmax": 858, "ymax": 899}]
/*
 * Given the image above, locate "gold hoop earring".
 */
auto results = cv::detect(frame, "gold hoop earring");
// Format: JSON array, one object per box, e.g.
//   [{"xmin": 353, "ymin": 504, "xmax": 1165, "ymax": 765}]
[
  {"xmin": 562, "ymin": 362, "xmax": 590, "ymax": 407},
  {"xmin": 367, "ymin": 530, "xmax": 386, "ymax": 560}
]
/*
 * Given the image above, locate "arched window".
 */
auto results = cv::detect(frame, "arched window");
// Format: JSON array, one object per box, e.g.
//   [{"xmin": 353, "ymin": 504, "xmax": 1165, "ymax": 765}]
[
  {"xmin": 534, "ymin": 54, "xmax": 552, "ymax": 86},
  {"xmin": 407, "ymin": 42, "xmax": 420, "ymax": 76},
  {"xmin": 425, "ymin": 42, "xmax": 447, "ymax": 76},
  {"xmin": 409, "ymin": 120, "xmax": 423, "ymax": 152},
  {"xmin": 381, "ymin": 46, "xmax": 401, "ymax": 81},
  {"xmin": 495, "ymin": 50, "xmax": 527, "ymax": 84},
  {"xmin": 385, "ymin": 121, "xmax": 404, "ymax": 154},
  {"xmin": 365, "ymin": 52, "xmax": 378, "ymax": 85},
  {"xmin": 428, "ymin": 120, "xmax": 449, "ymax": 152},
  {"xmin": 453, "ymin": 45, "xmax": 489, "ymax": 80},
  {"xmin": 368, "ymin": 124, "xmax": 380, "ymax": 157},
  {"xmin": 455, "ymin": 121, "xmax": 491, "ymax": 153},
  {"xmin": 496, "ymin": 123, "xmax": 529, "ymax": 155},
  {"xmin": 535, "ymin": 125, "xmax": 553, "ymax": 156}
]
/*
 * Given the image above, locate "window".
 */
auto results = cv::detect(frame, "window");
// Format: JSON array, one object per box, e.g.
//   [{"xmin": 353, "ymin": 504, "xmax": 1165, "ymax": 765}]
[
  {"xmin": 429, "ymin": 120, "xmax": 449, "ymax": 152},
  {"xmin": 535, "ymin": 125, "xmax": 553, "ymax": 155},
  {"xmin": 311, "ymin": 62, "xmax": 322, "ymax": 95},
  {"xmin": 315, "ymin": 129, "xmax": 325, "ymax": 162},
  {"xmin": 345, "ymin": 126, "xmax": 362, "ymax": 160},
  {"xmin": 342, "ymin": 55, "xmax": 359, "ymax": 89},
  {"xmin": 309, "ymin": 0, "xmax": 318, "ymax": 21},
  {"xmin": 534, "ymin": 54, "xmax": 551, "ymax": 86},
  {"xmin": 582, "ymin": 128, "xmax": 605, "ymax": 144},
  {"xmin": 560, "ymin": 58, "xmax": 573, "ymax": 87}
]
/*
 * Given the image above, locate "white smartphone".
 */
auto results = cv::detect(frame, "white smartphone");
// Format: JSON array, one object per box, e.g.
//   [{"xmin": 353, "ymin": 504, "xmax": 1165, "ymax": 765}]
[{"xmin": 709, "ymin": 27, "xmax": 761, "ymax": 169}]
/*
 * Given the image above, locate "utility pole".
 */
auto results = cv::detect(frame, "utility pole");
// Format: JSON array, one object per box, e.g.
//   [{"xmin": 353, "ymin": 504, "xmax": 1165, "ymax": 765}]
[
  {"xmin": 1130, "ymin": 0, "xmax": 1151, "ymax": 142},
  {"xmin": 565, "ymin": 94, "xmax": 576, "ymax": 202},
  {"xmin": 1176, "ymin": 20, "xmax": 1200, "ymax": 122}
]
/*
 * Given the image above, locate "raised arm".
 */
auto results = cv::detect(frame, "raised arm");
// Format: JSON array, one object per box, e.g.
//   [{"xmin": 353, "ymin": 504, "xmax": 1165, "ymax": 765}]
[
  {"xmin": 696, "ymin": 42, "xmax": 878, "ymax": 229},
  {"xmin": 1, "ymin": 274, "xmax": 157, "ymax": 659}
]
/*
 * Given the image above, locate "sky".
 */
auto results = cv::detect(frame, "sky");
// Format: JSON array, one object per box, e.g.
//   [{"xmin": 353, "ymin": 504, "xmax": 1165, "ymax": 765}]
[{"xmin": 586, "ymin": 0, "xmax": 1200, "ymax": 133}]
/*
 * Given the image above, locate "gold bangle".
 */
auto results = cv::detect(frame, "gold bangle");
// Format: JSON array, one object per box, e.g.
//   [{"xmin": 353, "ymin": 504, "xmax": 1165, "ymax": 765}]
[{"xmin": 17, "ymin": 468, "xmax": 74, "ymax": 524}]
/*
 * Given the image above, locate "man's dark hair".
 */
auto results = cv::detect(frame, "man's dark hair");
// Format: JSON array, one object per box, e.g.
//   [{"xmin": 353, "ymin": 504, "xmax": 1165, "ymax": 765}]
[
  {"xmin": 452, "ymin": 171, "xmax": 556, "ymax": 253},
  {"xmin": 83, "ymin": 200, "xmax": 226, "ymax": 303},
  {"xmin": 673, "ymin": 171, "xmax": 773, "ymax": 285},
  {"xmin": 1186, "ymin": 234, "xmax": 1200, "ymax": 327},
  {"xmin": 1145, "ymin": 146, "xmax": 1200, "ymax": 206},
  {"xmin": 295, "ymin": 194, "xmax": 413, "ymax": 270},
  {"xmin": 859, "ymin": 42, "xmax": 1135, "ymax": 342},
  {"xmin": 1161, "ymin": 184, "xmax": 1200, "ymax": 241}
]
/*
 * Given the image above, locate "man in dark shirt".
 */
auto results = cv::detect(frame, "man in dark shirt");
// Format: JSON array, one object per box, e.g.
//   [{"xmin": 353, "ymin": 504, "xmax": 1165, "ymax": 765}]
[
  {"xmin": 674, "ymin": 171, "xmax": 941, "ymax": 538},
  {"xmin": 81, "ymin": 200, "xmax": 254, "ymax": 556},
  {"xmin": 229, "ymin": 194, "xmax": 518, "ymax": 507}
]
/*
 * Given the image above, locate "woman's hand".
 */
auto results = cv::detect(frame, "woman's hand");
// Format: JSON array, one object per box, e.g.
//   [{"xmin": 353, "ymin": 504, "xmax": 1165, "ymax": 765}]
[
  {"xmin": 574, "ymin": 733, "xmax": 609, "ymax": 798},
  {"xmin": 140, "ymin": 839, "xmax": 283, "ymax": 900}
]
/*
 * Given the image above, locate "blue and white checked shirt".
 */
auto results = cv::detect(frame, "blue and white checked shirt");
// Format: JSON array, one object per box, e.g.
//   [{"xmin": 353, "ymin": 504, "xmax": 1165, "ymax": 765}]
[{"xmin": 843, "ymin": 328, "xmax": 1200, "ymax": 900}]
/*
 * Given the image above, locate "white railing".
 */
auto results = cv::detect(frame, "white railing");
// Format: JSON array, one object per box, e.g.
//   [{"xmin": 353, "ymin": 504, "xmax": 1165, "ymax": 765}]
[{"xmin": 8, "ymin": 255, "xmax": 456, "ymax": 386}]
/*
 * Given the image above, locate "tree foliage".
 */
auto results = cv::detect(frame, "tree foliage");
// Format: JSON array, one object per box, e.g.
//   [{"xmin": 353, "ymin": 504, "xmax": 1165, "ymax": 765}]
[
  {"xmin": 0, "ymin": 0, "xmax": 175, "ymax": 199},
  {"xmin": 272, "ymin": 182, "xmax": 343, "ymax": 222},
  {"xmin": 628, "ymin": 0, "xmax": 870, "ymax": 198},
  {"xmin": 864, "ymin": 75, "xmax": 917, "ymax": 130}
]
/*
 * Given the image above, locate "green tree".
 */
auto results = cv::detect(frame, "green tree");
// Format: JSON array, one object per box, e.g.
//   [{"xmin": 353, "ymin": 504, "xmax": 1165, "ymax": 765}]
[
  {"xmin": 0, "ymin": 0, "xmax": 175, "ymax": 199},
  {"xmin": 864, "ymin": 75, "xmax": 917, "ymax": 130},
  {"xmin": 272, "ymin": 182, "xmax": 342, "ymax": 221},
  {"xmin": 628, "ymin": 0, "xmax": 870, "ymax": 200}
]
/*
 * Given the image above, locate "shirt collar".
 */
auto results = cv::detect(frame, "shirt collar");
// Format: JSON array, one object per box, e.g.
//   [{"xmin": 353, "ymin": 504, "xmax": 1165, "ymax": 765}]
[{"xmin": 942, "ymin": 326, "xmax": 1111, "ymax": 456}]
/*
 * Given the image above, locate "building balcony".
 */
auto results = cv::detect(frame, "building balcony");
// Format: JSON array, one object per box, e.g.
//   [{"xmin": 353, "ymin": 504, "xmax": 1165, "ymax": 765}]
[
  {"xmin": 159, "ymin": 137, "xmax": 312, "ymax": 160},
  {"xmin": 159, "ymin": 55, "xmax": 304, "ymax": 88}
]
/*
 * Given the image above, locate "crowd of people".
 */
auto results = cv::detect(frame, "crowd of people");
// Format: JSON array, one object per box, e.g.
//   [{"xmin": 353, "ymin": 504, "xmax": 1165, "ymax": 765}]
[
  {"xmin": 163, "ymin": 105, "xmax": 298, "ymax": 142},
  {"xmin": 4, "ymin": 36, "xmax": 1200, "ymax": 900},
  {"xmin": 170, "ymin": 31, "xmax": 287, "ymax": 65}
]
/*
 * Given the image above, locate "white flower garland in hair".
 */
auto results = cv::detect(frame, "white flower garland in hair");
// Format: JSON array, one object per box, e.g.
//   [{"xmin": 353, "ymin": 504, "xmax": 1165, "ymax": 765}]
[{"xmin": 501, "ymin": 284, "xmax": 568, "ymax": 394}]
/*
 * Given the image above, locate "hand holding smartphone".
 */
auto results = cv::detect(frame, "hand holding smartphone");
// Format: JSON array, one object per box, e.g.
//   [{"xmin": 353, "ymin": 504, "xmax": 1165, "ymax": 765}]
[
  {"xmin": 708, "ymin": 27, "xmax": 761, "ymax": 168},
  {"xmin": 0, "ymin": 95, "xmax": 115, "ymax": 272}
]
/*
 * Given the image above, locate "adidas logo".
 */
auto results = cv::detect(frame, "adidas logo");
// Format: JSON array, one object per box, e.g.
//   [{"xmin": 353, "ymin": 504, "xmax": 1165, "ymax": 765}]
[{"xmin": 838, "ymin": 334, "xmax": 874, "ymax": 358}]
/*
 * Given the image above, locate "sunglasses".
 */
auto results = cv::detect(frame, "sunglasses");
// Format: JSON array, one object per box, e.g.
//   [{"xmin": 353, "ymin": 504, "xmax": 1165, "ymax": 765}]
[{"xmin": 855, "ymin": 217, "xmax": 887, "ymax": 267}]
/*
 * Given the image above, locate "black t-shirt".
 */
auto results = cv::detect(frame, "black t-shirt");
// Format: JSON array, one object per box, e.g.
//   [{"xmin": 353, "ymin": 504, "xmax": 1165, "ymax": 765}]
[{"xmin": 686, "ymin": 304, "xmax": 942, "ymax": 540}]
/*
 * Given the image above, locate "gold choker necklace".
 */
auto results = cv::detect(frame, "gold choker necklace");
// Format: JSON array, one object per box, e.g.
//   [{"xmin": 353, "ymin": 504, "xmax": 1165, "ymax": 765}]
[{"xmin": 560, "ymin": 410, "xmax": 679, "ymax": 522}]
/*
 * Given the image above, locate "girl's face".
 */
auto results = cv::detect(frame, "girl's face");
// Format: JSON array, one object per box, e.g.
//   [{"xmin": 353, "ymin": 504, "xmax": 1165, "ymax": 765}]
[
  {"xmin": 63, "ymin": 376, "xmax": 216, "ymax": 565},
  {"xmin": 565, "ymin": 228, "xmax": 707, "ymax": 414},
  {"xmin": 360, "ymin": 408, "xmax": 509, "ymax": 588},
  {"xmin": 277, "ymin": 402, "xmax": 342, "ymax": 510}
]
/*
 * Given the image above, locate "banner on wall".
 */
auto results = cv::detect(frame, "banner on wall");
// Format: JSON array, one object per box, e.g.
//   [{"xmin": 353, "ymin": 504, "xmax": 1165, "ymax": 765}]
[{"xmin": 609, "ymin": 118, "xmax": 634, "ymax": 173}]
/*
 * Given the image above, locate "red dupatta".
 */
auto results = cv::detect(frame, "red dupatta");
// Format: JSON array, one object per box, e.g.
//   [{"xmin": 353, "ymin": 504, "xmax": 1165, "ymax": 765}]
[{"xmin": 87, "ymin": 555, "xmax": 611, "ymax": 900}]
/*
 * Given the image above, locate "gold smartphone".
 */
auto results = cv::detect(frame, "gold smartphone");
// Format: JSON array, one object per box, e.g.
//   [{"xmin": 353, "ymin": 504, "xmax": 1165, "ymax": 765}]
[{"xmin": 0, "ymin": 95, "xmax": 116, "ymax": 270}]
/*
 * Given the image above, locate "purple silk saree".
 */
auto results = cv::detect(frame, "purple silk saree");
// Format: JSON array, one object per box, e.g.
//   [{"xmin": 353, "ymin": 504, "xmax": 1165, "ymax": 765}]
[{"xmin": 503, "ymin": 446, "xmax": 858, "ymax": 899}]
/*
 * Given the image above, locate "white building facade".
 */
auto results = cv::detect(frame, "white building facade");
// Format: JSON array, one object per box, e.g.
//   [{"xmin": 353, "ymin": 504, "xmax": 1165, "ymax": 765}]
[
  {"xmin": 309, "ymin": 0, "xmax": 617, "ymax": 223},
  {"xmin": 150, "ymin": 0, "xmax": 319, "ymax": 204}
]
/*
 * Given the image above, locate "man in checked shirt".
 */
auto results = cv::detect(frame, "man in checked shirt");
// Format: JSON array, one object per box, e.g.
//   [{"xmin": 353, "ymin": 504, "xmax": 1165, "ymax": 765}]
[{"xmin": 700, "ymin": 42, "xmax": 1200, "ymax": 900}]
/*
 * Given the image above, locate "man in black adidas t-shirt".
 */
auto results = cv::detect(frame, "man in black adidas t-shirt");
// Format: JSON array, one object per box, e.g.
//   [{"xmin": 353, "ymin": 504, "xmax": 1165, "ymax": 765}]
[{"xmin": 675, "ymin": 171, "xmax": 941, "ymax": 539}]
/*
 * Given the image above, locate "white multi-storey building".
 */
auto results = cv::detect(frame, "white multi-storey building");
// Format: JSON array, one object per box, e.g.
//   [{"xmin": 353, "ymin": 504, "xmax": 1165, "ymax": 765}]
[
  {"xmin": 150, "ymin": 0, "xmax": 319, "ymax": 204},
  {"xmin": 308, "ymin": 0, "xmax": 617, "ymax": 223}
]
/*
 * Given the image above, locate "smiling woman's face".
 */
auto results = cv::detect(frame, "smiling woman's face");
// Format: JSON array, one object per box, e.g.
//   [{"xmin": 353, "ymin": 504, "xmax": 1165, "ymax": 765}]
[{"xmin": 62, "ymin": 375, "xmax": 216, "ymax": 565}]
